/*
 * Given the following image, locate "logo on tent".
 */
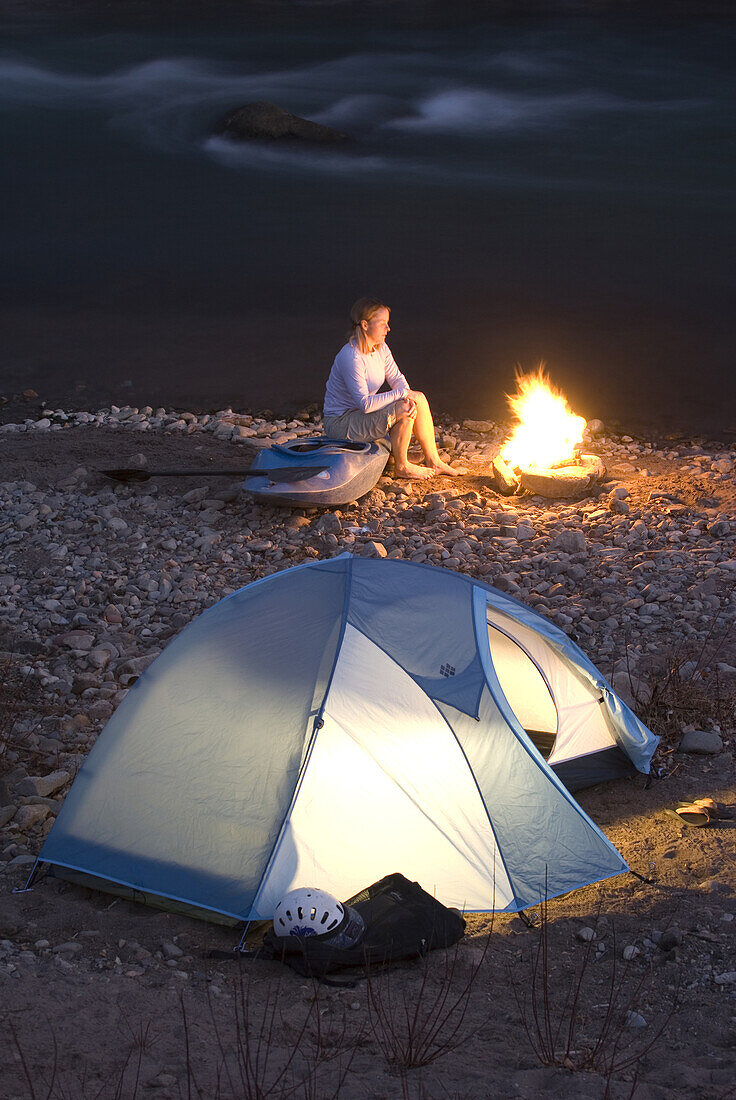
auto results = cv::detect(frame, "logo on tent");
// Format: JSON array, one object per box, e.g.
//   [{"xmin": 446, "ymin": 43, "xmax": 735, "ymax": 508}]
[{"xmin": 440, "ymin": 663, "xmax": 456, "ymax": 678}]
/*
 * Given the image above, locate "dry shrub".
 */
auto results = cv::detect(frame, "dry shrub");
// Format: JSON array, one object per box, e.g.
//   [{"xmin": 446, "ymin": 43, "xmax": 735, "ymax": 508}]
[
  {"xmin": 366, "ymin": 928, "xmax": 494, "ymax": 1071},
  {"xmin": 621, "ymin": 599, "xmax": 736, "ymax": 754},
  {"xmin": 183, "ymin": 973, "xmax": 362, "ymax": 1099},
  {"xmin": 510, "ymin": 896, "xmax": 678, "ymax": 1091},
  {"xmin": 5, "ymin": 977, "xmax": 361, "ymax": 1100},
  {"xmin": 6, "ymin": 1014, "xmax": 155, "ymax": 1100}
]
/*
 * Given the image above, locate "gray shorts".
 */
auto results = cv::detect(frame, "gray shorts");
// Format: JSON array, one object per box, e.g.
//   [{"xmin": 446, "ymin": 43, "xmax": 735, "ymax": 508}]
[{"xmin": 323, "ymin": 401, "xmax": 398, "ymax": 446}]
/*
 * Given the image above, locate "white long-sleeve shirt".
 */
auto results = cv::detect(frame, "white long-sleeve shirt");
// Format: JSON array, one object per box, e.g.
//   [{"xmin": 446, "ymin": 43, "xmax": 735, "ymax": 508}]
[{"xmin": 323, "ymin": 341, "xmax": 409, "ymax": 417}]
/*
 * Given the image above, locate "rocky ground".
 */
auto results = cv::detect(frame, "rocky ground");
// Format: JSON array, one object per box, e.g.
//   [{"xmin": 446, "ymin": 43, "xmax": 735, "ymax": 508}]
[{"xmin": 1, "ymin": 401, "xmax": 735, "ymax": 1099}]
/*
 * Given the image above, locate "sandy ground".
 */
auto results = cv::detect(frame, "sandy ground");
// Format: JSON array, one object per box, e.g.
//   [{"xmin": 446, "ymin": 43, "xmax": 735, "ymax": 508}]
[{"xmin": 1, "ymin": 421, "xmax": 735, "ymax": 1100}]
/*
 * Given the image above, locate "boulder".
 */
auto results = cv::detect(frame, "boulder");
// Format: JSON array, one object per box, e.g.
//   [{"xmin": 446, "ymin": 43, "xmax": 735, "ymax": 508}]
[
  {"xmin": 214, "ymin": 102, "xmax": 347, "ymax": 145},
  {"xmin": 678, "ymin": 729, "xmax": 723, "ymax": 755}
]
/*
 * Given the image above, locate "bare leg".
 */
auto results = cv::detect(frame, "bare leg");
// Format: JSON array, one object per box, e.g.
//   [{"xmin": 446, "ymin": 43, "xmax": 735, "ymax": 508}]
[
  {"xmin": 408, "ymin": 391, "xmax": 464, "ymax": 476},
  {"xmin": 389, "ymin": 411, "xmax": 435, "ymax": 480}
]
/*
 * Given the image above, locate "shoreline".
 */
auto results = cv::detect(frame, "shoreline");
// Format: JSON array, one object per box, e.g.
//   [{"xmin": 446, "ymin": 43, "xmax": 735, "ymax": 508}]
[{"xmin": 3, "ymin": 390, "xmax": 736, "ymax": 449}]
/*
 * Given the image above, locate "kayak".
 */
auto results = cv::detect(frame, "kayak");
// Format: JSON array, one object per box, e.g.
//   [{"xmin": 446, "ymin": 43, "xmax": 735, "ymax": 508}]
[{"xmin": 244, "ymin": 437, "xmax": 390, "ymax": 506}]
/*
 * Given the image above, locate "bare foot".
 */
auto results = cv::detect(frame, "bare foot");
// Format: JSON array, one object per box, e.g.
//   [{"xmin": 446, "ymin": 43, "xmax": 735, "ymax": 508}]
[
  {"xmin": 394, "ymin": 461, "xmax": 436, "ymax": 480},
  {"xmin": 432, "ymin": 460, "xmax": 466, "ymax": 476}
]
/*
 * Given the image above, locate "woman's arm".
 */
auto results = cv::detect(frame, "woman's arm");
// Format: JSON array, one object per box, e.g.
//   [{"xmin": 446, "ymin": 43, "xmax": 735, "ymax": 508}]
[
  {"xmin": 381, "ymin": 344, "xmax": 410, "ymax": 397},
  {"xmin": 339, "ymin": 345, "xmax": 407, "ymax": 413}
]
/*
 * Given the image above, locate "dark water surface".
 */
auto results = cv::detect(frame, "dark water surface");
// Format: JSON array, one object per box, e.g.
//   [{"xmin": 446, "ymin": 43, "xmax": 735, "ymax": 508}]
[{"xmin": 1, "ymin": 3, "xmax": 734, "ymax": 433}]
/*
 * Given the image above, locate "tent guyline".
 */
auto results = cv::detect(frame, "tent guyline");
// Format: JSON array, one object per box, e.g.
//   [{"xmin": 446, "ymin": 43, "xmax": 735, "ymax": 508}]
[{"xmin": 32, "ymin": 554, "xmax": 658, "ymax": 924}]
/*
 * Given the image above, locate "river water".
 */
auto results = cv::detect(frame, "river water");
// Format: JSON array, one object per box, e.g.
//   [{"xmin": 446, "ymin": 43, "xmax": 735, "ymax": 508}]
[{"xmin": 1, "ymin": 3, "xmax": 734, "ymax": 434}]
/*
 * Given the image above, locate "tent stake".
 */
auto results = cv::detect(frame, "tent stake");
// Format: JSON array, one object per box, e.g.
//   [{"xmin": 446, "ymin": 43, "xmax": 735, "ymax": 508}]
[
  {"xmin": 237, "ymin": 923, "xmax": 251, "ymax": 953},
  {"xmin": 13, "ymin": 858, "xmax": 42, "ymax": 895}
]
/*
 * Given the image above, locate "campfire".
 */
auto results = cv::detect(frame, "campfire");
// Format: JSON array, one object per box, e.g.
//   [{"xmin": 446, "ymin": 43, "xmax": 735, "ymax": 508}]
[{"xmin": 492, "ymin": 366, "xmax": 604, "ymax": 498}]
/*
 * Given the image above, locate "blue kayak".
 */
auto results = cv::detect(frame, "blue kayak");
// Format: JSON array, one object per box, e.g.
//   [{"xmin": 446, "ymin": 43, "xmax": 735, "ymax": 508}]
[{"xmin": 244, "ymin": 437, "xmax": 389, "ymax": 506}]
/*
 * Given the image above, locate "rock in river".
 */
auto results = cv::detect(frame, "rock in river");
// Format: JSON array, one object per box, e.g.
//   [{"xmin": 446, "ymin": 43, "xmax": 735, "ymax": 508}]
[{"xmin": 214, "ymin": 102, "xmax": 347, "ymax": 144}]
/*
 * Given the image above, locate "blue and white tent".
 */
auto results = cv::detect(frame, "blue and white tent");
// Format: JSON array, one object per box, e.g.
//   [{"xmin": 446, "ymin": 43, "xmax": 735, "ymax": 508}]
[{"xmin": 38, "ymin": 555, "xmax": 657, "ymax": 923}]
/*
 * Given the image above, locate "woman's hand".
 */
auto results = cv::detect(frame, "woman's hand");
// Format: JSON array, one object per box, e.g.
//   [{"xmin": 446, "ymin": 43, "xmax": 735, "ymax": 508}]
[{"xmin": 396, "ymin": 396, "xmax": 417, "ymax": 419}]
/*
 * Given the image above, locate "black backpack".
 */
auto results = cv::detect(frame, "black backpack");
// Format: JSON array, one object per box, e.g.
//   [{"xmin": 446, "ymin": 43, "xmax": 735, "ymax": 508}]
[{"xmin": 261, "ymin": 873, "xmax": 466, "ymax": 980}]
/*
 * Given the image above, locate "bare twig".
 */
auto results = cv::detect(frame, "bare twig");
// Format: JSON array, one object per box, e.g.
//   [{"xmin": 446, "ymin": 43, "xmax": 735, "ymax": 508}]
[
  {"xmin": 510, "ymin": 897, "xmax": 679, "ymax": 1085},
  {"xmin": 366, "ymin": 926, "xmax": 494, "ymax": 1070}
]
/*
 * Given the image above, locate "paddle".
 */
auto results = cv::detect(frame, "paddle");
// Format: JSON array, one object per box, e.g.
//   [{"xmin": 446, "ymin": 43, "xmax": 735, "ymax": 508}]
[{"xmin": 102, "ymin": 465, "xmax": 329, "ymax": 484}]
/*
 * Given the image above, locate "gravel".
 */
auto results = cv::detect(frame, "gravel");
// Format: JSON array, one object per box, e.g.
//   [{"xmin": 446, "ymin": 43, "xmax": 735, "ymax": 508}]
[{"xmin": 1, "ymin": 402, "xmax": 735, "ymax": 850}]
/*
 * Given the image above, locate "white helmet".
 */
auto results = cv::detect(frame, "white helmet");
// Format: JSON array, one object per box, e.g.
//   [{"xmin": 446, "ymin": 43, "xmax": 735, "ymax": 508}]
[{"xmin": 273, "ymin": 887, "xmax": 345, "ymax": 939}]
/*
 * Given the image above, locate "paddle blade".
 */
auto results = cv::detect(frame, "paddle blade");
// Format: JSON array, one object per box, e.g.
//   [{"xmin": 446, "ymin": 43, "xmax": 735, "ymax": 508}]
[{"xmin": 102, "ymin": 468, "xmax": 151, "ymax": 482}]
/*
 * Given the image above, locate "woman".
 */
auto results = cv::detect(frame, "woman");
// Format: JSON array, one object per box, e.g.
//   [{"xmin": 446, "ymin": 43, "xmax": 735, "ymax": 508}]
[{"xmin": 323, "ymin": 298, "xmax": 459, "ymax": 479}]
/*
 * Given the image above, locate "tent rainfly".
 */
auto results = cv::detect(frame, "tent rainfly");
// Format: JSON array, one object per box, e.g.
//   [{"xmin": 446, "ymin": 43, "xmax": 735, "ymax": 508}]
[{"xmin": 35, "ymin": 555, "xmax": 658, "ymax": 924}]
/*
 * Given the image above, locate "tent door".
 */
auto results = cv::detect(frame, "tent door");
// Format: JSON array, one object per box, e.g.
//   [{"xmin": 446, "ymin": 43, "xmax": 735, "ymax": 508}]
[{"xmin": 485, "ymin": 618, "xmax": 559, "ymax": 760}]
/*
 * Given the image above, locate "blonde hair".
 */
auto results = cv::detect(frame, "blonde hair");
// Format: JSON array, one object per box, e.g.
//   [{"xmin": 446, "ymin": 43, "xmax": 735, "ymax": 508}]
[{"xmin": 347, "ymin": 297, "xmax": 390, "ymax": 354}]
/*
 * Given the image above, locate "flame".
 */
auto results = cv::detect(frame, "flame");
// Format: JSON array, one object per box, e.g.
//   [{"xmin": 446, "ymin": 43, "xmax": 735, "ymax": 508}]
[{"xmin": 500, "ymin": 365, "xmax": 586, "ymax": 470}]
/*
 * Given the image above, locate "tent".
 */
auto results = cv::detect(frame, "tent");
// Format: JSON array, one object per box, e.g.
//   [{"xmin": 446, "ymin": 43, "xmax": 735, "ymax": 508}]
[{"xmin": 36, "ymin": 555, "xmax": 657, "ymax": 923}]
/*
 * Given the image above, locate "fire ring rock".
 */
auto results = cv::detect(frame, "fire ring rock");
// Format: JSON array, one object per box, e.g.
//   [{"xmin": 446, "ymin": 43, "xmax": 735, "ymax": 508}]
[
  {"xmin": 520, "ymin": 454, "xmax": 606, "ymax": 499},
  {"xmin": 214, "ymin": 102, "xmax": 348, "ymax": 144}
]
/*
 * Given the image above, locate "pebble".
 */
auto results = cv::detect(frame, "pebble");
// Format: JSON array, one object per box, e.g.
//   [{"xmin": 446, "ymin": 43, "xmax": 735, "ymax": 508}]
[
  {"xmin": 576, "ymin": 927, "xmax": 596, "ymax": 943},
  {"xmin": 15, "ymin": 771, "xmax": 71, "ymax": 798},
  {"xmin": 362, "ymin": 540, "xmax": 388, "ymax": 558},
  {"xmin": 657, "ymin": 927, "xmax": 682, "ymax": 952},
  {"xmin": 315, "ymin": 513, "xmax": 342, "ymax": 535},
  {"xmin": 625, "ymin": 1011, "xmax": 647, "ymax": 1029},
  {"xmin": 698, "ymin": 879, "xmax": 729, "ymax": 894},
  {"xmin": 12, "ymin": 805, "xmax": 49, "ymax": 830},
  {"xmin": 6, "ymin": 853, "xmax": 37, "ymax": 868},
  {"xmin": 161, "ymin": 940, "xmax": 183, "ymax": 959},
  {"xmin": 463, "ymin": 419, "xmax": 495, "ymax": 433},
  {"xmin": 552, "ymin": 530, "xmax": 587, "ymax": 554},
  {"xmin": 53, "ymin": 941, "xmax": 84, "ymax": 955},
  {"xmin": 0, "ymin": 806, "xmax": 16, "ymax": 828}
]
